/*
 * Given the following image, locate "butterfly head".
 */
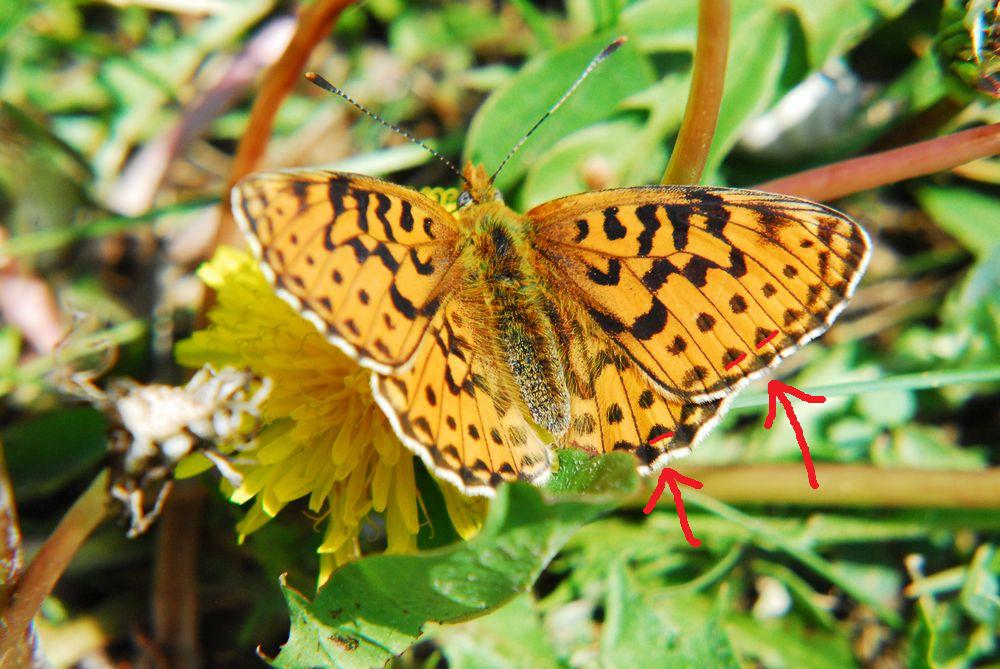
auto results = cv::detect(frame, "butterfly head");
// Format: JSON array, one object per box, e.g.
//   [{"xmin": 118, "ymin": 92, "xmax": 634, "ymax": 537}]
[{"xmin": 458, "ymin": 162, "xmax": 504, "ymax": 208}]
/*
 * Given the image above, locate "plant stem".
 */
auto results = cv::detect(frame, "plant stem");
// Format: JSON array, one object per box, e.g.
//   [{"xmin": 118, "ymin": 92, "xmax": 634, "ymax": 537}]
[
  {"xmin": 684, "ymin": 490, "xmax": 902, "ymax": 626},
  {"xmin": 631, "ymin": 465, "xmax": 1000, "ymax": 509},
  {"xmin": 661, "ymin": 0, "xmax": 730, "ymax": 185},
  {"xmin": 0, "ymin": 471, "xmax": 110, "ymax": 660},
  {"xmin": 754, "ymin": 122, "xmax": 1000, "ymax": 201},
  {"xmin": 212, "ymin": 0, "xmax": 359, "ymax": 250},
  {"xmin": 730, "ymin": 366, "xmax": 1000, "ymax": 410}
]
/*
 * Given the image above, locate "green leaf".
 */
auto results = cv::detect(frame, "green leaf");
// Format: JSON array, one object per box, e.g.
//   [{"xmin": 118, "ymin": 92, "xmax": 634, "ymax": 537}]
[
  {"xmin": 429, "ymin": 595, "xmax": 562, "ymax": 669},
  {"xmin": 1, "ymin": 407, "xmax": 108, "ymax": 501},
  {"xmin": 915, "ymin": 184, "xmax": 1000, "ymax": 258},
  {"xmin": 959, "ymin": 545, "xmax": 998, "ymax": 628},
  {"xmin": 545, "ymin": 449, "xmax": 638, "ymax": 496},
  {"xmin": 520, "ymin": 119, "xmax": 665, "ymax": 209},
  {"xmin": 464, "ymin": 33, "xmax": 654, "ymax": 194},
  {"xmin": 600, "ymin": 562, "xmax": 740, "ymax": 669},
  {"xmin": 704, "ymin": 8, "xmax": 791, "ymax": 178},
  {"xmin": 271, "ymin": 483, "xmax": 613, "ymax": 668},
  {"xmin": 622, "ymin": 0, "xmax": 916, "ymax": 67}
]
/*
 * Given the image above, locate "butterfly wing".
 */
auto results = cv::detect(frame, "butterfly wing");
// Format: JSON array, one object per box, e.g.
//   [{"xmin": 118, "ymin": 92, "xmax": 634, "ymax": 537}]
[
  {"xmin": 234, "ymin": 170, "xmax": 462, "ymax": 374},
  {"xmin": 372, "ymin": 298, "xmax": 553, "ymax": 496},
  {"xmin": 529, "ymin": 186, "xmax": 870, "ymax": 402},
  {"xmin": 551, "ymin": 302, "xmax": 730, "ymax": 471}
]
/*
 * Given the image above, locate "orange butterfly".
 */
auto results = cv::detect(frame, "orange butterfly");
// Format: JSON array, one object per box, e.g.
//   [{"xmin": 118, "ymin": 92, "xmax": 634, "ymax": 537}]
[
  {"xmin": 232, "ymin": 43, "xmax": 870, "ymax": 496},
  {"xmin": 233, "ymin": 161, "xmax": 868, "ymax": 495}
]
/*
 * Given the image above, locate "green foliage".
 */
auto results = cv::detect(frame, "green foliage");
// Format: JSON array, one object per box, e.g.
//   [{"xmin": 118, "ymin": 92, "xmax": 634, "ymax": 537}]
[
  {"xmin": 1, "ymin": 0, "xmax": 999, "ymax": 667},
  {"xmin": 273, "ymin": 450, "xmax": 634, "ymax": 668}
]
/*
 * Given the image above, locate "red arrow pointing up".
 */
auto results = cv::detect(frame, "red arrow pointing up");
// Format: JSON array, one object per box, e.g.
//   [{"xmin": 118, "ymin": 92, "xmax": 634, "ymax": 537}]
[
  {"xmin": 643, "ymin": 468, "xmax": 704, "ymax": 547},
  {"xmin": 764, "ymin": 379, "xmax": 827, "ymax": 489}
]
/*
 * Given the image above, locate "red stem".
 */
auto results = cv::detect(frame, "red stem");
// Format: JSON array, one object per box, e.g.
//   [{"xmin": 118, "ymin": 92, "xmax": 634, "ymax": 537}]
[{"xmin": 755, "ymin": 123, "xmax": 1000, "ymax": 201}]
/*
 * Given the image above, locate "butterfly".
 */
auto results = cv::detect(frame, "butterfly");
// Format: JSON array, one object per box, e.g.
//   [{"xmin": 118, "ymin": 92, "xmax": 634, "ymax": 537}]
[{"xmin": 232, "ymin": 160, "xmax": 870, "ymax": 496}]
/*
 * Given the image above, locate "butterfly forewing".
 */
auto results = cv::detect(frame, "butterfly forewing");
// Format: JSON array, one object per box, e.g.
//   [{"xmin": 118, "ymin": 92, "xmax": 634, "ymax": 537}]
[
  {"xmin": 529, "ymin": 186, "xmax": 870, "ymax": 402},
  {"xmin": 233, "ymin": 170, "xmax": 461, "ymax": 373}
]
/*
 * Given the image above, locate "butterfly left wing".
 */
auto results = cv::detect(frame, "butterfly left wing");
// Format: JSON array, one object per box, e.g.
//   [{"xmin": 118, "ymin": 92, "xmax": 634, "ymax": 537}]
[
  {"xmin": 550, "ymin": 301, "xmax": 730, "ymax": 472},
  {"xmin": 234, "ymin": 170, "xmax": 462, "ymax": 374},
  {"xmin": 371, "ymin": 298, "xmax": 554, "ymax": 496},
  {"xmin": 529, "ymin": 186, "xmax": 870, "ymax": 403}
]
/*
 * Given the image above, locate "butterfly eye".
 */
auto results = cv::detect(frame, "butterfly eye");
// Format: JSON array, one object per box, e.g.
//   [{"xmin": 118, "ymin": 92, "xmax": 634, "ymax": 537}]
[{"xmin": 457, "ymin": 191, "xmax": 472, "ymax": 208}]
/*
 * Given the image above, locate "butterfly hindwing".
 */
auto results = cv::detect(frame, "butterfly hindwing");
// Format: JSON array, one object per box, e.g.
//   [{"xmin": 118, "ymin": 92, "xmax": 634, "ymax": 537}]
[
  {"xmin": 233, "ymin": 170, "xmax": 462, "ymax": 374},
  {"xmin": 530, "ymin": 186, "xmax": 870, "ymax": 402},
  {"xmin": 552, "ymin": 302, "xmax": 730, "ymax": 471},
  {"xmin": 371, "ymin": 298, "xmax": 553, "ymax": 496}
]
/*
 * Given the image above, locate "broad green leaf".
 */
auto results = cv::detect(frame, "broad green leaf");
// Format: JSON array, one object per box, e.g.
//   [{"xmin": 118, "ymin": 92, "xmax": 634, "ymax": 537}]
[
  {"xmin": 271, "ymin": 483, "xmax": 615, "ymax": 668},
  {"xmin": 622, "ymin": 0, "xmax": 916, "ymax": 67},
  {"xmin": 874, "ymin": 425, "xmax": 987, "ymax": 470},
  {"xmin": 2, "ymin": 407, "xmax": 108, "ymax": 501},
  {"xmin": 520, "ymin": 119, "xmax": 665, "ymax": 209},
  {"xmin": 915, "ymin": 184, "xmax": 1000, "ymax": 258},
  {"xmin": 703, "ymin": 8, "xmax": 790, "ymax": 179},
  {"xmin": 429, "ymin": 595, "xmax": 562, "ymax": 669},
  {"xmin": 600, "ymin": 562, "xmax": 739, "ymax": 669},
  {"xmin": 464, "ymin": 33, "xmax": 654, "ymax": 193},
  {"xmin": 546, "ymin": 449, "xmax": 638, "ymax": 496}
]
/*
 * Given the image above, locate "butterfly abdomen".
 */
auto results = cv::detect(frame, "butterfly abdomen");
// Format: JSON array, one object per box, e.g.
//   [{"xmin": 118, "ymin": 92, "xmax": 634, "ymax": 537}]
[{"xmin": 462, "ymin": 207, "xmax": 570, "ymax": 436}]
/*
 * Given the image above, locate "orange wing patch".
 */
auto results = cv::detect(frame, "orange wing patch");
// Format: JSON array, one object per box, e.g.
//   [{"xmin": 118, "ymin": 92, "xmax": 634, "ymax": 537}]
[
  {"xmin": 530, "ymin": 186, "xmax": 870, "ymax": 402},
  {"xmin": 234, "ymin": 170, "xmax": 461, "ymax": 374},
  {"xmin": 371, "ymin": 299, "xmax": 553, "ymax": 496}
]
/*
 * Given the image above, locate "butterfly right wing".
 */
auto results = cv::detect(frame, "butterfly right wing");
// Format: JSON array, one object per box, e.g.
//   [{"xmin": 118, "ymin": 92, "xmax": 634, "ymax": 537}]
[
  {"xmin": 372, "ymin": 298, "xmax": 553, "ymax": 496},
  {"xmin": 233, "ymin": 170, "xmax": 462, "ymax": 375},
  {"xmin": 529, "ymin": 186, "xmax": 870, "ymax": 402}
]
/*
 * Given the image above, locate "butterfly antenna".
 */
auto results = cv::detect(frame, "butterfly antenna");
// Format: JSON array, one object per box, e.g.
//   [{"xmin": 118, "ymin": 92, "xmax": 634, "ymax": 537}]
[
  {"xmin": 305, "ymin": 72, "xmax": 471, "ymax": 189},
  {"xmin": 489, "ymin": 36, "xmax": 627, "ymax": 185}
]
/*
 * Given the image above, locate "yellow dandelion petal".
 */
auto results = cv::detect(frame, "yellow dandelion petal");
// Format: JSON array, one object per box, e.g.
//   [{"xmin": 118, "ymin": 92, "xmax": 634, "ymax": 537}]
[
  {"xmin": 371, "ymin": 460, "xmax": 391, "ymax": 513},
  {"xmin": 440, "ymin": 481, "xmax": 488, "ymax": 541},
  {"xmin": 176, "ymin": 247, "xmax": 489, "ymax": 571}
]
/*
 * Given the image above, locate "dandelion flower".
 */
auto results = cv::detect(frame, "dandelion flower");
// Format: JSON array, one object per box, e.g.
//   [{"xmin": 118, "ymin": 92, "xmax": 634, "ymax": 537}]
[{"xmin": 176, "ymin": 247, "xmax": 486, "ymax": 580}]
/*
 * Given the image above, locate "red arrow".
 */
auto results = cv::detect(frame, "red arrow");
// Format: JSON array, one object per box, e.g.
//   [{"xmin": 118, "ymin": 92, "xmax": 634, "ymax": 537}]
[
  {"xmin": 643, "ymin": 468, "xmax": 704, "ymax": 547},
  {"xmin": 764, "ymin": 379, "xmax": 826, "ymax": 489}
]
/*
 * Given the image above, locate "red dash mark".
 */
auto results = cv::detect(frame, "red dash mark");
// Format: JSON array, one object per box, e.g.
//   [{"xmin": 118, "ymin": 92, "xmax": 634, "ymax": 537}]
[
  {"xmin": 643, "ymin": 468, "xmax": 704, "ymax": 547},
  {"xmin": 649, "ymin": 431, "xmax": 674, "ymax": 444},
  {"xmin": 724, "ymin": 352, "xmax": 747, "ymax": 370},
  {"xmin": 756, "ymin": 329, "xmax": 779, "ymax": 349}
]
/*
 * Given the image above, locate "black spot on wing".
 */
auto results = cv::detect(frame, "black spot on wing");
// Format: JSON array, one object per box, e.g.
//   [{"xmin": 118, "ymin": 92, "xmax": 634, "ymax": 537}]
[
  {"xmin": 603, "ymin": 207, "xmax": 626, "ymax": 240},
  {"xmin": 642, "ymin": 258, "xmax": 681, "ymax": 291},
  {"xmin": 665, "ymin": 206, "xmax": 691, "ymax": 251},
  {"xmin": 390, "ymin": 284, "xmax": 417, "ymax": 320},
  {"xmin": 587, "ymin": 307, "xmax": 626, "ymax": 334},
  {"xmin": 634, "ymin": 204, "xmax": 660, "ymax": 256},
  {"xmin": 410, "ymin": 248, "xmax": 435, "ymax": 275},
  {"xmin": 682, "ymin": 255, "xmax": 718, "ymax": 288},
  {"xmin": 631, "ymin": 298, "xmax": 668, "ymax": 340},
  {"xmin": 586, "ymin": 258, "xmax": 621, "ymax": 286},
  {"xmin": 353, "ymin": 189, "xmax": 371, "ymax": 233},
  {"xmin": 345, "ymin": 237, "xmax": 370, "ymax": 262},
  {"xmin": 372, "ymin": 244, "xmax": 400, "ymax": 272},
  {"xmin": 374, "ymin": 193, "xmax": 396, "ymax": 241},
  {"xmin": 399, "ymin": 200, "xmax": 414, "ymax": 232}
]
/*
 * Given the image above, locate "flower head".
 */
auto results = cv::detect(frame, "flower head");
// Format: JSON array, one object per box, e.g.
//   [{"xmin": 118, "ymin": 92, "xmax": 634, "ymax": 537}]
[{"xmin": 176, "ymin": 247, "xmax": 485, "ymax": 580}]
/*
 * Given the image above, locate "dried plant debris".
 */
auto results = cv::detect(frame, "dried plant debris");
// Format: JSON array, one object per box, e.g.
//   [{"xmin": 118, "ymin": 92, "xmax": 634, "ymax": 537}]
[{"xmin": 99, "ymin": 366, "xmax": 270, "ymax": 537}]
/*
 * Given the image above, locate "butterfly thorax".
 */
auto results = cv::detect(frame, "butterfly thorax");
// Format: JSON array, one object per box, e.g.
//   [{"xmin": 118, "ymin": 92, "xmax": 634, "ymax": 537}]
[{"xmin": 456, "ymin": 195, "xmax": 570, "ymax": 437}]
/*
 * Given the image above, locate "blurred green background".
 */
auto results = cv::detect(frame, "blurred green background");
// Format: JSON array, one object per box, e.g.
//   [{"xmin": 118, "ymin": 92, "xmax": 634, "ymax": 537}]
[{"xmin": 1, "ymin": 0, "xmax": 998, "ymax": 667}]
